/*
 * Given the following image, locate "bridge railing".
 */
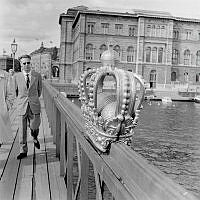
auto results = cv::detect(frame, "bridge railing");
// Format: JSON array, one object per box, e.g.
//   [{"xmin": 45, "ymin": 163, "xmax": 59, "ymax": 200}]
[{"xmin": 42, "ymin": 81, "xmax": 198, "ymax": 200}]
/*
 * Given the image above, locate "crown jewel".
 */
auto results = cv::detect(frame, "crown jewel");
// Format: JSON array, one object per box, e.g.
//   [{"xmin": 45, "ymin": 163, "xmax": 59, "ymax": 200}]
[{"xmin": 78, "ymin": 49, "xmax": 145, "ymax": 153}]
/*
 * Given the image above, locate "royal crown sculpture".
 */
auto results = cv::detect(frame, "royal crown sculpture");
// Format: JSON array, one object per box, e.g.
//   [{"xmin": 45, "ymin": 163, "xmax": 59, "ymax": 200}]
[{"xmin": 78, "ymin": 48, "xmax": 145, "ymax": 153}]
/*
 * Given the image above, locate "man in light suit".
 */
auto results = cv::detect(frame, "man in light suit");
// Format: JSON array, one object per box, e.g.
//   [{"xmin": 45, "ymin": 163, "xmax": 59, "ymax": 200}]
[{"xmin": 12, "ymin": 54, "xmax": 42, "ymax": 159}]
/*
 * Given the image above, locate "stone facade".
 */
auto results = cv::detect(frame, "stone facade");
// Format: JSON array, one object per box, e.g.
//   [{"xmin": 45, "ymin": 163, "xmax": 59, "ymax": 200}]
[
  {"xmin": 59, "ymin": 6, "xmax": 200, "ymax": 87},
  {"xmin": 30, "ymin": 43, "xmax": 59, "ymax": 79}
]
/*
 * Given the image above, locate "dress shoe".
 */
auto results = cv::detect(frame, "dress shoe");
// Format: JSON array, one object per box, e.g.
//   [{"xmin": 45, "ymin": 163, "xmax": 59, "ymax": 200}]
[
  {"xmin": 33, "ymin": 138, "xmax": 40, "ymax": 149},
  {"xmin": 17, "ymin": 152, "xmax": 27, "ymax": 160}
]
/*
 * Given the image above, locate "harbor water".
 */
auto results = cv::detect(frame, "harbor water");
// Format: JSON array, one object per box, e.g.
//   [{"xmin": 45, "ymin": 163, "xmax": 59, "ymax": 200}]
[
  {"xmin": 71, "ymin": 97, "xmax": 200, "ymax": 198},
  {"xmin": 133, "ymin": 101, "xmax": 200, "ymax": 198}
]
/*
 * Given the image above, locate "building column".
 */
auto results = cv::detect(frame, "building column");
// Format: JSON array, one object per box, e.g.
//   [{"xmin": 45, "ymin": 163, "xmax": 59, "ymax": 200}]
[{"xmin": 136, "ymin": 17, "xmax": 145, "ymax": 75}]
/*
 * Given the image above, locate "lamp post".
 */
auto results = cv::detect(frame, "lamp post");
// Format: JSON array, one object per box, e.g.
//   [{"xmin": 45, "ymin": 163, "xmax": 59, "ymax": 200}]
[{"xmin": 11, "ymin": 38, "xmax": 17, "ymax": 71}]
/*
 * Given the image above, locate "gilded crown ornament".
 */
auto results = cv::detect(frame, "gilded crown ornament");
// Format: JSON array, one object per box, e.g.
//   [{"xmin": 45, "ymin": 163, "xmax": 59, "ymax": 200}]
[{"xmin": 78, "ymin": 49, "xmax": 145, "ymax": 153}]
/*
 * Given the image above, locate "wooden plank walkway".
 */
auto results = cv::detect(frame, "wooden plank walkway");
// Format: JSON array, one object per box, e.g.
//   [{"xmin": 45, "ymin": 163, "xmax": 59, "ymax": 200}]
[{"xmin": 0, "ymin": 98, "xmax": 67, "ymax": 200}]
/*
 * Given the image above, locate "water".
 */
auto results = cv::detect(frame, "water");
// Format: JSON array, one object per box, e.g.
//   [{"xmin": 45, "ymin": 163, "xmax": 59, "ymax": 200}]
[
  {"xmin": 71, "ymin": 96, "xmax": 200, "ymax": 198},
  {"xmin": 133, "ymin": 101, "xmax": 200, "ymax": 198}
]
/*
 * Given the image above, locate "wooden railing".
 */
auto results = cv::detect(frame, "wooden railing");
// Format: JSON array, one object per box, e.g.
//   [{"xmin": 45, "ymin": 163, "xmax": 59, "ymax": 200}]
[
  {"xmin": 42, "ymin": 81, "xmax": 198, "ymax": 200},
  {"xmin": 48, "ymin": 80, "xmax": 79, "ymax": 97}
]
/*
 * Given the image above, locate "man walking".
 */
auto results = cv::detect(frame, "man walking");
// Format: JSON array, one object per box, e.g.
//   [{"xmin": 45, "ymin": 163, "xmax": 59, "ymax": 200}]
[{"xmin": 12, "ymin": 54, "xmax": 42, "ymax": 159}]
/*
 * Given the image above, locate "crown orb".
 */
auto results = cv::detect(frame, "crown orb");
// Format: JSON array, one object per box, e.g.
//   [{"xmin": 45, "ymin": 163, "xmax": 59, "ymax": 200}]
[{"xmin": 100, "ymin": 49, "xmax": 119, "ymax": 67}]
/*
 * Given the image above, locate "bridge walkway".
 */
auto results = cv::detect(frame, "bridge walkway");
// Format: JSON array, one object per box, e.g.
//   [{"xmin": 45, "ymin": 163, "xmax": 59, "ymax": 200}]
[{"xmin": 0, "ymin": 97, "xmax": 67, "ymax": 200}]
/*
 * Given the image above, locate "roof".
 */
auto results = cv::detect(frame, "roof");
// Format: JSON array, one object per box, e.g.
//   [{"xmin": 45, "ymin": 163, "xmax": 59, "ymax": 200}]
[
  {"xmin": 30, "ymin": 47, "xmax": 56, "ymax": 55},
  {"xmin": 59, "ymin": 5, "xmax": 200, "ymax": 26}
]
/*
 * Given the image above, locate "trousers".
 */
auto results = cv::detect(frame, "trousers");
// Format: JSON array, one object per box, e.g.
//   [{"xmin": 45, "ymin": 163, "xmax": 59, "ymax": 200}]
[{"xmin": 19, "ymin": 104, "xmax": 40, "ymax": 153}]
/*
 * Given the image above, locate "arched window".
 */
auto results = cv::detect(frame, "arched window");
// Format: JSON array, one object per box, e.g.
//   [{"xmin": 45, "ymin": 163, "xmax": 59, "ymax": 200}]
[
  {"xmin": 172, "ymin": 49, "xmax": 179, "ymax": 64},
  {"xmin": 158, "ymin": 48, "xmax": 163, "ymax": 63},
  {"xmin": 171, "ymin": 71, "xmax": 177, "ymax": 81},
  {"xmin": 149, "ymin": 70, "xmax": 156, "ymax": 88},
  {"xmin": 85, "ymin": 44, "xmax": 93, "ymax": 60},
  {"xmin": 196, "ymin": 51, "xmax": 200, "ymax": 66},
  {"xmin": 99, "ymin": 44, "xmax": 107, "ymax": 59},
  {"xmin": 113, "ymin": 45, "xmax": 121, "ymax": 59},
  {"xmin": 52, "ymin": 66, "xmax": 59, "ymax": 77},
  {"xmin": 152, "ymin": 47, "xmax": 157, "ymax": 63},
  {"xmin": 184, "ymin": 49, "xmax": 191, "ymax": 65},
  {"xmin": 146, "ymin": 47, "xmax": 151, "ymax": 62},
  {"xmin": 127, "ymin": 46, "xmax": 135, "ymax": 62}
]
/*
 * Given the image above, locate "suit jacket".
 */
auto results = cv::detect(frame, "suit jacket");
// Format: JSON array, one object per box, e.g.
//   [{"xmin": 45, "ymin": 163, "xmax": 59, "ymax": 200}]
[{"xmin": 12, "ymin": 70, "xmax": 42, "ymax": 115}]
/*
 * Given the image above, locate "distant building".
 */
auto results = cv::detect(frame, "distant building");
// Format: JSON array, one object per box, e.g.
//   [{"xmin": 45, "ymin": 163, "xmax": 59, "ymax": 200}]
[
  {"xmin": 30, "ymin": 42, "xmax": 59, "ymax": 78},
  {"xmin": 0, "ymin": 54, "xmax": 20, "ymax": 72},
  {"xmin": 59, "ymin": 6, "xmax": 200, "ymax": 87}
]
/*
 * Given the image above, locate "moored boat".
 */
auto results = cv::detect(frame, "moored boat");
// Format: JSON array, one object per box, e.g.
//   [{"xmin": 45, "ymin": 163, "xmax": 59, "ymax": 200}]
[
  {"xmin": 194, "ymin": 95, "xmax": 200, "ymax": 103},
  {"xmin": 162, "ymin": 96, "xmax": 172, "ymax": 104}
]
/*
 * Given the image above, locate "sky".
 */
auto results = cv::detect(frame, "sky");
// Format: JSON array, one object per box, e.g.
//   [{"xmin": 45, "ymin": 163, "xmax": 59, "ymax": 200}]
[{"xmin": 1, "ymin": 0, "xmax": 200, "ymax": 58}]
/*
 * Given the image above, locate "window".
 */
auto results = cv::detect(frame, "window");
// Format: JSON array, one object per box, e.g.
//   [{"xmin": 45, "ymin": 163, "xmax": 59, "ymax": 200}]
[
  {"xmin": 184, "ymin": 72, "xmax": 189, "ymax": 82},
  {"xmin": 184, "ymin": 49, "xmax": 191, "ymax": 65},
  {"xmin": 152, "ymin": 47, "xmax": 157, "ymax": 63},
  {"xmin": 158, "ymin": 48, "xmax": 163, "ymax": 63},
  {"xmin": 115, "ymin": 24, "xmax": 123, "ymax": 35},
  {"xmin": 146, "ymin": 47, "xmax": 151, "ymax": 62},
  {"xmin": 196, "ymin": 51, "xmax": 200, "ymax": 66},
  {"xmin": 186, "ymin": 31, "xmax": 191, "ymax": 40},
  {"xmin": 152, "ymin": 25, "xmax": 156, "ymax": 37},
  {"xmin": 196, "ymin": 73, "xmax": 200, "ymax": 82},
  {"xmin": 127, "ymin": 46, "xmax": 136, "ymax": 62},
  {"xmin": 99, "ymin": 44, "xmax": 107, "ymax": 59},
  {"xmin": 172, "ymin": 49, "xmax": 179, "ymax": 64},
  {"xmin": 171, "ymin": 72, "xmax": 177, "ymax": 82},
  {"xmin": 156, "ymin": 26, "xmax": 161, "ymax": 37},
  {"xmin": 87, "ymin": 23, "xmax": 95, "ymax": 34},
  {"xmin": 146, "ymin": 25, "xmax": 151, "ymax": 36},
  {"xmin": 149, "ymin": 70, "xmax": 156, "ymax": 88},
  {"xmin": 161, "ymin": 26, "xmax": 166, "ymax": 37},
  {"xmin": 173, "ymin": 31, "xmax": 179, "ymax": 40},
  {"xmin": 128, "ymin": 25, "xmax": 136, "ymax": 36},
  {"xmin": 101, "ymin": 23, "xmax": 109, "ymax": 34},
  {"xmin": 113, "ymin": 45, "xmax": 121, "ymax": 60},
  {"xmin": 85, "ymin": 44, "xmax": 93, "ymax": 60}
]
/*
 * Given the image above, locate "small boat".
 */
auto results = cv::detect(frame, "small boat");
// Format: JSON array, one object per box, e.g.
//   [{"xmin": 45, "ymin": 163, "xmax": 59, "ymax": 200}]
[
  {"xmin": 194, "ymin": 95, "xmax": 200, "ymax": 103},
  {"xmin": 162, "ymin": 96, "xmax": 172, "ymax": 104}
]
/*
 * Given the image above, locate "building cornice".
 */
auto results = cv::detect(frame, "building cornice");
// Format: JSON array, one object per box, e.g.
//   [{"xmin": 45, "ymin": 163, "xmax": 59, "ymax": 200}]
[
  {"xmin": 60, "ymin": 6, "xmax": 200, "ymax": 29},
  {"xmin": 59, "ymin": 13, "xmax": 75, "ymax": 25}
]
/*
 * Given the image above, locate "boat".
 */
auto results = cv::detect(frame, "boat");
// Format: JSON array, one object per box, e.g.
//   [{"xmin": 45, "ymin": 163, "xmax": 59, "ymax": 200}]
[
  {"xmin": 194, "ymin": 95, "xmax": 200, "ymax": 103},
  {"xmin": 162, "ymin": 96, "xmax": 172, "ymax": 104}
]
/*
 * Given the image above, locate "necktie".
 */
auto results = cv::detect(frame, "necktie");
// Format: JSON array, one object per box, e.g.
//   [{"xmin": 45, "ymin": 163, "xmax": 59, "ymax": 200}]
[{"xmin": 26, "ymin": 74, "xmax": 30, "ymax": 89}]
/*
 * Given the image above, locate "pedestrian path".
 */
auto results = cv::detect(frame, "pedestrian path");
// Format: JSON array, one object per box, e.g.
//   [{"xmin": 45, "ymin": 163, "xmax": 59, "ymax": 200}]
[{"xmin": 0, "ymin": 98, "xmax": 67, "ymax": 200}]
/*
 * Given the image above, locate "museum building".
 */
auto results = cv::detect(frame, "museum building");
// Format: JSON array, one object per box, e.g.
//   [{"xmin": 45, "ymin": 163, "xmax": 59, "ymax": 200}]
[{"xmin": 59, "ymin": 6, "xmax": 200, "ymax": 88}]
